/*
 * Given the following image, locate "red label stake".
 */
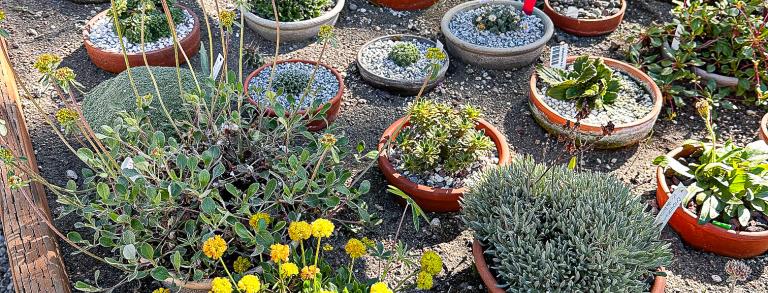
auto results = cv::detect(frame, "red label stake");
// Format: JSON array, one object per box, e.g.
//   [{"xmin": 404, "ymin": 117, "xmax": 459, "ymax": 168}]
[{"xmin": 523, "ymin": 0, "xmax": 536, "ymax": 15}]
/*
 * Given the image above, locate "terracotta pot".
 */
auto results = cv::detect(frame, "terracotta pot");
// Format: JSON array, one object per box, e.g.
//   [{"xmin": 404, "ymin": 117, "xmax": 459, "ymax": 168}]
[
  {"xmin": 371, "ymin": 0, "xmax": 439, "ymax": 11},
  {"xmin": 440, "ymin": 0, "xmax": 554, "ymax": 70},
  {"xmin": 243, "ymin": 0, "xmax": 345, "ymax": 42},
  {"xmin": 82, "ymin": 5, "xmax": 201, "ymax": 73},
  {"xmin": 471, "ymin": 240, "xmax": 667, "ymax": 293},
  {"xmin": 543, "ymin": 0, "xmax": 626, "ymax": 36},
  {"xmin": 377, "ymin": 117, "xmax": 511, "ymax": 212},
  {"xmin": 356, "ymin": 34, "xmax": 449, "ymax": 95},
  {"xmin": 656, "ymin": 146, "xmax": 768, "ymax": 258},
  {"xmin": 761, "ymin": 113, "xmax": 768, "ymax": 144},
  {"xmin": 244, "ymin": 59, "xmax": 344, "ymax": 132},
  {"xmin": 528, "ymin": 56, "xmax": 663, "ymax": 149}
]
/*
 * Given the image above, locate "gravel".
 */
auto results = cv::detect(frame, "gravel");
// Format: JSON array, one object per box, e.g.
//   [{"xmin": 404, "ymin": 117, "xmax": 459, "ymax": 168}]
[
  {"xmin": 550, "ymin": 0, "xmax": 623, "ymax": 19},
  {"xmin": 448, "ymin": 4, "xmax": 545, "ymax": 48},
  {"xmin": 87, "ymin": 9, "xmax": 194, "ymax": 53},
  {"xmin": 539, "ymin": 70, "xmax": 654, "ymax": 125},
  {"xmin": 248, "ymin": 62, "xmax": 340, "ymax": 109},
  {"xmin": 358, "ymin": 38, "xmax": 446, "ymax": 81},
  {"xmin": 0, "ymin": 228, "xmax": 12, "ymax": 293}
]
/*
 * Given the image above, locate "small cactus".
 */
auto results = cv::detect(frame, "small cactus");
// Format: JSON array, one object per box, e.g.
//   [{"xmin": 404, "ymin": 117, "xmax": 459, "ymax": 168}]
[
  {"xmin": 474, "ymin": 5, "xmax": 522, "ymax": 34},
  {"xmin": 274, "ymin": 67, "xmax": 311, "ymax": 97},
  {"xmin": 388, "ymin": 43, "xmax": 420, "ymax": 68}
]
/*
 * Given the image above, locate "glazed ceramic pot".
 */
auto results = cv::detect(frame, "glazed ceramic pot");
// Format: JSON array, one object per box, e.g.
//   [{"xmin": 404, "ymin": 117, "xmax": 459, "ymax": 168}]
[
  {"xmin": 543, "ymin": 0, "xmax": 626, "ymax": 36},
  {"xmin": 243, "ymin": 0, "xmax": 345, "ymax": 42}
]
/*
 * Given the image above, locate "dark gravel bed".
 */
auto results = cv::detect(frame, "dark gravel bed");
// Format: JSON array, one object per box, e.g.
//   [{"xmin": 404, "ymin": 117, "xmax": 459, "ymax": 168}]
[{"xmin": 2, "ymin": 0, "xmax": 767, "ymax": 292}]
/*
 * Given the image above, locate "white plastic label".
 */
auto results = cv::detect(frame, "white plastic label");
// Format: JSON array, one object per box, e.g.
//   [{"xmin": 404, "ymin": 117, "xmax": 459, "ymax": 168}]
[
  {"xmin": 436, "ymin": 39, "xmax": 444, "ymax": 51},
  {"xmin": 212, "ymin": 54, "xmax": 225, "ymax": 79},
  {"xmin": 549, "ymin": 44, "xmax": 569, "ymax": 69},
  {"xmin": 565, "ymin": 6, "xmax": 579, "ymax": 19},
  {"xmin": 654, "ymin": 183, "xmax": 688, "ymax": 231},
  {"xmin": 671, "ymin": 24, "xmax": 684, "ymax": 50}
]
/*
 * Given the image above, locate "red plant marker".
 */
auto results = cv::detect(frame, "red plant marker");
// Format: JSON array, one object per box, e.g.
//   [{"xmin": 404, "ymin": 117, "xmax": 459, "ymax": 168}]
[{"xmin": 523, "ymin": 0, "xmax": 535, "ymax": 15}]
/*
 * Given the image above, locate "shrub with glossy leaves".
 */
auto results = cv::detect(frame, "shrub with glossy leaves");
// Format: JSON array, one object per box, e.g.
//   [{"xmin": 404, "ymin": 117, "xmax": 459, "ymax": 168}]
[
  {"xmin": 251, "ymin": 0, "xmax": 332, "ymax": 22},
  {"xmin": 461, "ymin": 157, "xmax": 672, "ymax": 292},
  {"xmin": 388, "ymin": 43, "xmax": 420, "ymax": 68}
]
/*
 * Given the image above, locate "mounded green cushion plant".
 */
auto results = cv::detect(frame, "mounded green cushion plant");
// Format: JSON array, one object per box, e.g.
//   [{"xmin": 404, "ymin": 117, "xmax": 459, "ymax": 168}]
[
  {"xmin": 461, "ymin": 157, "xmax": 672, "ymax": 292},
  {"xmin": 250, "ymin": 0, "xmax": 332, "ymax": 22},
  {"xmin": 82, "ymin": 66, "xmax": 197, "ymax": 129},
  {"xmin": 388, "ymin": 43, "xmax": 420, "ymax": 68},
  {"xmin": 108, "ymin": 0, "xmax": 184, "ymax": 43}
]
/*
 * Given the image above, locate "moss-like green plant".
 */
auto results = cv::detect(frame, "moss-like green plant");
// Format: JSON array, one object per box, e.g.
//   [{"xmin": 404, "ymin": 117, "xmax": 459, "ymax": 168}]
[
  {"xmin": 537, "ymin": 55, "xmax": 622, "ymax": 112},
  {"xmin": 388, "ymin": 43, "xmax": 420, "ymax": 67},
  {"xmin": 82, "ymin": 66, "xmax": 196, "ymax": 129},
  {"xmin": 250, "ymin": 0, "xmax": 332, "ymax": 22},
  {"xmin": 474, "ymin": 5, "xmax": 522, "ymax": 34},
  {"xmin": 108, "ymin": 0, "xmax": 184, "ymax": 43},
  {"xmin": 397, "ymin": 100, "xmax": 494, "ymax": 175},
  {"xmin": 461, "ymin": 157, "xmax": 672, "ymax": 292},
  {"xmin": 273, "ymin": 67, "xmax": 311, "ymax": 97}
]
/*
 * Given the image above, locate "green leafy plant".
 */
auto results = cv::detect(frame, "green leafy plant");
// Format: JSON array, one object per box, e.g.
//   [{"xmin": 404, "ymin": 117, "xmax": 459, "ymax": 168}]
[
  {"xmin": 388, "ymin": 43, "xmax": 420, "ymax": 68},
  {"xmin": 474, "ymin": 5, "xmax": 522, "ymax": 34},
  {"xmin": 461, "ymin": 157, "xmax": 672, "ymax": 292},
  {"xmin": 627, "ymin": 0, "xmax": 768, "ymax": 114},
  {"xmin": 108, "ymin": 0, "xmax": 184, "ymax": 43},
  {"xmin": 396, "ymin": 100, "xmax": 494, "ymax": 175},
  {"xmin": 250, "ymin": 0, "xmax": 332, "ymax": 22},
  {"xmin": 537, "ymin": 55, "xmax": 622, "ymax": 114},
  {"xmin": 274, "ymin": 67, "xmax": 312, "ymax": 97},
  {"xmin": 653, "ymin": 101, "xmax": 768, "ymax": 230}
]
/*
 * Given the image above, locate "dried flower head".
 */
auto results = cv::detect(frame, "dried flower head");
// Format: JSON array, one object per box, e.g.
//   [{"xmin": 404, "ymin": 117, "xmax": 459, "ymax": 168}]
[
  {"xmin": 0, "ymin": 147, "xmax": 14, "ymax": 164},
  {"xmin": 249, "ymin": 212, "xmax": 271, "ymax": 228},
  {"xmin": 202, "ymin": 235, "xmax": 227, "ymax": 260},
  {"xmin": 34, "ymin": 54, "xmax": 61, "ymax": 74},
  {"xmin": 416, "ymin": 271, "xmax": 434, "ymax": 290},
  {"xmin": 725, "ymin": 259, "xmax": 751, "ymax": 282},
  {"xmin": 300, "ymin": 265, "xmax": 320, "ymax": 280},
  {"xmin": 344, "ymin": 238, "xmax": 366, "ymax": 258},
  {"xmin": 210, "ymin": 277, "xmax": 233, "ymax": 293},
  {"xmin": 55, "ymin": 108, "xmax": 79, "ymax": 127},
  {"xmin": 318, "ymin": 24, "xmax": 335, "ymax": 41},
  {"xmin": 237, "ymin": 274, "xmax": 261, "ymax": 293},
  {"xmin": 233, "ymin": 256, "xmax": 252, "ymax": 274},
  {"xmin": 288, "ymin": 221, "xmax": 312, "ymax": 242},
  {"xmin": 53, "ymin": 67, "xmax": 76, "ymax": 83},
  {"xmin": 270, "ymin": 243, "xmax": 290, "ymax": 263},
  {"xmin": 280, "ymin": 262, "xmax": 299, "ymax": 278},
  {"xmin": 323, "ymin": 243, "xmax": 333, "ymax": 251},
  {"xmin": 319, "ymin": 133, "xmax": 337, "ymax": 148},
  {"xmin": 8, "ymin": 175, "xmax": 27, "ymax": 189},
  {"xmin": 369, "ymin": 282, "xmax": 392, "ymax": 293},
  {"xmin": 420, "ymin": 251, "xmax": 443, "ymax": 275},
  {"xmin": 425, "ymin": 47, "xmax": 446, "ymax": 62},
  {"xmin": 219, "ymin": 10, "xmax": 236, "ymax": 30},
  {"xmin": 695, "ymin": 99, "xmax": 711, "ymax": 120},
  {"xmin": 311, "ymin": 218, "xmax": 334, "ymax": 238}
]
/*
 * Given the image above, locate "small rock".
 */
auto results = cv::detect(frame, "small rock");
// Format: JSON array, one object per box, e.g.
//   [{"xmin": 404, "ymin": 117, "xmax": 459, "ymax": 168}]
[
  {"xmin": 66, "ymin": 170, "xmax": 78, "ymax": 180},
  {"xmin": 430, "ymin": 218, "xmax": 440, "ymax": 228},
  {"xmin": 747, "ymin": 110, "xmax": 757, "ymax": 116},
  {"xmin": 610, "ymin": 158, "xmax": 617, "ymax": 164},
  {"xmin": 27, "ymin": 28, "xmax": 39, "ymax": 36},
  {"xmin": 711, "ymin": 275, "xmax": 722, "ymax": 283},
  {"xmin": 348, "ymin": 3, "xmax": 358, "ymax": 11}
]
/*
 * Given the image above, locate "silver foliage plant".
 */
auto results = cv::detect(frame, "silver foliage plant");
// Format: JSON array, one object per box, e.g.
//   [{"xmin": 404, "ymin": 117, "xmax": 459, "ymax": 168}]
[{"xmin": 461, "ymin": 157, "xmax": 672, "ymax": 292}]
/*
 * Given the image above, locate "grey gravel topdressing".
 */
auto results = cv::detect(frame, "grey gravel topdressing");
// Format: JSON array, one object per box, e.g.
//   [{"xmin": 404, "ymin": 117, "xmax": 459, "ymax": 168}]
[
  {"xmin": 248, "ymin": 62, "xmax": 340, "ymax": 109},
  {"xmin": 539, "ymin": 69, "xmax": 654, "ymax": 125},
  {"xmin": 550, "ymin": 0, "xmax": 623, "ymax": 19},
  {"xmin": 359, "ymin": 38, "xmax": 446, "ymax": 81},
  {"xmin": 88, "ymin": 9, "xmax": 194, "ymax": 53},
  {"xmin": 448, "ymin": 4, "xmax": 545, "ymax": 48}
]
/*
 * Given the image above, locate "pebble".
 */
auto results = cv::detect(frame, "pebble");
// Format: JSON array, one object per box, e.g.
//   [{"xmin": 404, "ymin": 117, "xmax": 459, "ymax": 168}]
[
  {"xmin": 550, "ymin": 0, "xmax": 623, "ymax": 19},
  {"xmin": 248, "ymin": 62, "xmax": 339, "ymax": 109},
  {"xmin": 66, "ymin": 170, "xmax": 78, "ymax": 180},
  {"xmin": 359, "ymin": 38, "xmax": 446, "ymax": 81},
  {"xmin": 711, "ymin": 274, "xmax": 722, "ymax": 283},
  {"xmin": 448, "ymin": 4, "xmax": 545, "ymax": 48},
  {"xmin": 88, "ymin": 10, "xmax": 194, "ymax": 53},
  {"xmin": 349, "ymin": 3, "xmax": 358, "ymax": 11}
]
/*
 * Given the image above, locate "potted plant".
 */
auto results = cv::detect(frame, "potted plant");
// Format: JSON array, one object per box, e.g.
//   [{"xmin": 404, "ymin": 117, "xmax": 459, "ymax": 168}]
[
  {"xmin": 461, "ymin": 157, "xmax": 672, "ymax": 292},
  {"xmin": 761, "ymin": 112, "xmax": 768, "ymax": 144},
  {"xmin": 82, "ymin": 0, "xmax": 201, "ymax": 73},
  {"xmin": 654, "ymin": 101, "xmax": 768, "ymax": 258},
  {"xmin": 370, "ymin": 0, "xmax": 439, "ymax": 11},
  {"xmin": 542, "ymin": 0, "xmax": 626, "ymax": 36},
  {"xmin": 357, "ymin": 34, "xmax": 449, "ymax": 95},
  {"xmin": 628, "ymin": 0, "xmax": 767, "ymax": 114},
  {"xmin": 244, "ymin": 0, "xmax": 345, "ymax": 42},
  {"xmin": 529, "ymin": 55, "xmax": 663, "ymax": 148},
  {"xmin": 440, "ymin": 0, "xmax": 553, "ymax": 69},
  {"xmin": 377, "ymin": 99, "xmax": 511, "ymax": 212}
]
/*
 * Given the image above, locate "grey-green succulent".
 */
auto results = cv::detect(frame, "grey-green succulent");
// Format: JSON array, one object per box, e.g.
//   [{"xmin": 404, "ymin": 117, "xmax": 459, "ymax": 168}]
[
  {"xmin": 274, "ymin": 67, "xmax": 311, "ymax": 97},
  {"xmin": 474, "ymin": 5, "xmax": 522, "ymax": 34}
]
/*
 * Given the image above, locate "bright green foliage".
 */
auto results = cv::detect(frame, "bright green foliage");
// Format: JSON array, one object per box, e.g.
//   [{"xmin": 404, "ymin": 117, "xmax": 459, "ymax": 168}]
[
  {"xmin": 474, "ymin": 5, "xmax": 521, "ymax": 34},
  {"xmin": 388, "ymin": 43, "xmax": 420, "ymax": 67},
  {"xmin": 82, "ymin": 66, "xmax": 196, "ymax": 129},
  {"xmin": 398, "ymin": 100, "xmax": 494, "ymax": 175},
  {"xmin": 461, "ymin": 157, "xmax": 672, "ymax": 292},
  {"xmin": 627, "ymin": 0, "xmax": 768, "ymax": 113},
  {"xmin": 251, "ymin": 0, "xmax": 332, "ymax": 22},
  {"xmin": 654, "ymin": 140, "xmax": 768, "ymax": 228},
  {"xmin": 537, "ymin": 55, "xmax": 622, "ymax": 111},
  {"xmin": 274, "ymin": 68, "xmax": 311, "ymax": 97},
  {"xmin": 108, "ymin": 0, "xmax": 184, "ymax": 43}
]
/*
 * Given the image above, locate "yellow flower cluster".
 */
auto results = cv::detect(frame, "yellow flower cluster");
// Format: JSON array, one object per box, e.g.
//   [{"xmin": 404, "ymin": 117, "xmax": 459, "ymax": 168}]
[
  {"xmin": 369, "ymin": 282, "xmax": 392, "ymax": 293},
  {"xmin": 0, "ymin": 10, "xmax": 5, "ymax": 22},
  {"xmin": 280, "ymin": 262, "xmax": 299, "ymax": 278},
  {"xmin": 323, "ymin": 243, "xmax": 334, "ymax": 251},
  {"xmin": 233, "ymin": 256, "xmax": 252, "ymax": 274},
  {"xmin": 300, "ymin": 265, "xmax": 320, "ymax": 280},
  {"xmin": 319, "ymin": 133, "xmax": 337, "ymax": 148},
  {"xmin": 270, "ymin": 243, "xmax": 290, "ymax": 263},
  {"xmin": 237, "ymin": 274, "xmax": 261, "ymax": 293},
  {"xmin": 218, "ymin": 10, "xmax": 236, "ymax": 29},
  {"xmin": 210, "ymin": 277, "xmax": 233, "ymax": 293},
  {"xmin": 288, "ymin": 221, "xmax": 311, "ymax": 241},
  {"xmin": 249, "ymin": 212, "xmax": 271, "ymax": 228},
  {"xmin": 415, "ymin": 271, "xmax": 433, "ymax": 290},
  {"xmin": 151, "ymin": 288, "xmax": 170, "ymax": 293},
  {"xmin": 0, "ymin": 148, "xmax": 14, "ymax": 164},
  {"xmin": 55, "ymin": 108, "xmax": 79, "ymax": 126},
  {"xmin": 203, "ymin": 235, "xmax": 227, "ymax": 260},
  {"xmin": 344, "ymin": 238, "xmax": 366, "ymax": 258},
  {"xmin": 33, "ymin": 54, "xmax": 61, "ymax": 74},
  {"xmin": 311, "ymin": 218, "xmax": 334, "ymax": 238},
  {"xmin": 420, "ymin": 251, "xmax": 443, "ymax": 275},
  {"xmin": 425, "ymin": 47, "xmax": 446, "ymax": 62},
  {"xmin": 53, "ymin": 67, "xmax": 75, "ymax": 82},
  {"xmin": 318, "ymin": 24, "xmax": 334, "ymax": 41}
]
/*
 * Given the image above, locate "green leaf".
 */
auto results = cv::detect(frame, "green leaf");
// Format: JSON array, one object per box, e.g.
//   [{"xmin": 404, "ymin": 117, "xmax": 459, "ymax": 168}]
[
  {"xmin": 74, "ymin": 281, "xmax": 101, "ymax": 292},
  {"xmin": 736, "ymin": 205, "xmax": 750, "ymax": 227},
  {"xmin": 201, "ymin": 197, "xmax": 217, "ymax": 214},
  {"xmin": 171, "ymin": 251, "xmax": 182, "ymax": 272},
  {"xmin": 235, "ymin": 222, "xmax": 254, "ymax": 240},
  {"xmin": 568, "ymin": 156, "xmax": 577, "ymax": 170},
  {"xmin": 67, "ymin": 231, "xmax": 84, "ymax": 243},
  {"xmin": 698, "ymin": 195, "xmax": 722, "ymax": 224},
  {"xmin": 139, "ymin": 242, "xmax": 154, "ymax": 259},
  {"xmin": 151, "ymin": 266, "xmax": 170, "ymax": 281}
]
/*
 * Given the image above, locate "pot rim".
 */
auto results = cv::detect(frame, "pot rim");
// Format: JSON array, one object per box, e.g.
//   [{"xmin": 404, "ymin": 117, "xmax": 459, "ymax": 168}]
[
  {"xmin": 543, "ymin": 0, "xmax": 626, "ymax": 22},
  {"xmin": 761, "ymin": 113, "xmax": 768, "ymax": 142},
  {"xmin": 529, "ymin": 56, "xmax": 664, "ymax": 131},
  {"xmin": 656, "ymin": 145, "xmax": 768, "ymax": 237},
  {"xmin": 242, "ymin": 0, "xmax": 345, "ymax": 29},
  {"xmin": 440, "ymin": 0, "xmax": 554, "ymax": 55},
  {"xmin": 376, "ymin": 117, "xmax": 511, "ymax": 197},
  {"xmin": 244, "ymin": 59, "xmax": 345, "ymax": 117},
  {"xmin": 82, "ymin": 5, "xmax": 200, "ymax": 56},
  {"xmin": 356, "ymin": 34, "xmax": 450, "ymax": 86},
  {"xmin": 471, "ymin": 239, "xmax": 667, "ymax": 293}
]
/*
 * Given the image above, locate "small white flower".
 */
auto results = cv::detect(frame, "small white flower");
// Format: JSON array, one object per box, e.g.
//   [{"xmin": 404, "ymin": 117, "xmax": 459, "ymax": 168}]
[{"xmin": 488, "ymin": 14, "xmax": 497, "ymax": 22}]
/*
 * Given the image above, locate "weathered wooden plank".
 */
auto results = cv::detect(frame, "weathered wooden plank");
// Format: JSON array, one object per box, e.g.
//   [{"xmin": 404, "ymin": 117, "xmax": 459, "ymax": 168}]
[{"xmin": 0, "ymin": 38, "xmax": 71, "ymax": 293}]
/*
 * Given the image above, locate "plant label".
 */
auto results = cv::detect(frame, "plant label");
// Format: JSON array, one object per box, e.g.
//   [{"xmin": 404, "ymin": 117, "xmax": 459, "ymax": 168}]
[
  {"xmin": 212, "ymin": 53, "xmax": 225, "ymax": 79},
  {"xmin": 549, "ymin": 44, "xmax": 569, "ymax": 69},
  {"xmin": 654, "ymin": 183, "xmax": 687, "ymax": 231},
  {"xmin": 671, "ymin": 24, "xmax": 684, "ymax": 50},
  {"xmin": 523, "ymin": 0, "xmax": 536, "ymax": 15},
  {"xmin": 436, "ymin": 39, "xmax": 444, "ymax": 51},
  {"xmin": 565, "ymin": 6, "xmax": 579, "ymax": 19}
]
